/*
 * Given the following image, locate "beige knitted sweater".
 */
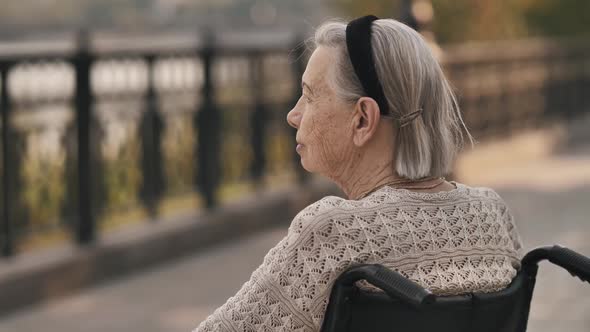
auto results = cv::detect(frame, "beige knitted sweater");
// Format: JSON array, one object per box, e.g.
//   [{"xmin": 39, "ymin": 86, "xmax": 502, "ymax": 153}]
[{"xmin": 194, "ymin": 182, "xmax": 523, "ymax": 332}]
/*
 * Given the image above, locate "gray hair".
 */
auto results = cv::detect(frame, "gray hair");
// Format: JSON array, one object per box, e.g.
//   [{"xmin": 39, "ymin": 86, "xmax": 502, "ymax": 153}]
[{"xmin": 309, "ymin": 19, "xmax": 472, "ymax": 179}]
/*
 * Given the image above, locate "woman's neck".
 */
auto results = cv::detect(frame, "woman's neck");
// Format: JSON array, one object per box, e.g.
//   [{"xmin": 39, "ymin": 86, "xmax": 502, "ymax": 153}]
[{"xmin": 333, "ymin": 162, "xmax": 400, "ymax": 200}]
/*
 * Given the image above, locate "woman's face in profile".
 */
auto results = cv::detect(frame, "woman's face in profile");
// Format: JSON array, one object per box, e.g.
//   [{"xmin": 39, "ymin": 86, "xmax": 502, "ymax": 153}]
[{"xmin": 286, "ymin": 46, "xmax": 355, "ymax": 178}]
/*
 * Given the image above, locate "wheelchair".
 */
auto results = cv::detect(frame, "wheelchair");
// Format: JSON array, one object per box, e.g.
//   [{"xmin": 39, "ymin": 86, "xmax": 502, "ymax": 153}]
[{"xmin": 321, "ymin": 245, "xmax": 590, "ymax": 332}]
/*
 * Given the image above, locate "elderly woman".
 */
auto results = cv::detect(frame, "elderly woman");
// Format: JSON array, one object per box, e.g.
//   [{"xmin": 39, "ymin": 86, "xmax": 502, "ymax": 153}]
[{"xmin": 194, "ymin": 16, "xmax": 523, "ymax": 332}]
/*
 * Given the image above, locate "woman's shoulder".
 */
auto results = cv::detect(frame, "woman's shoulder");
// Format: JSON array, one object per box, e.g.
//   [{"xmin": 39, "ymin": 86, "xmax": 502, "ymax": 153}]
[
  {"xmin": 289, "ymin": 182, "xmax": 510, "ymax": 234},
  {"xmin": 287, "ymin": 193, "xmax": 386, "ymax": 238},
  {"xmin": 288, "ymin": 195, "xmax": 346, "ymax": 232},
  {"xmin": 373, "ymin": 181, "xmax": 508, "ymax": 204},
  {"xmin": 451, "ymin": 182, "xmax": 511, "ymax": 208}
]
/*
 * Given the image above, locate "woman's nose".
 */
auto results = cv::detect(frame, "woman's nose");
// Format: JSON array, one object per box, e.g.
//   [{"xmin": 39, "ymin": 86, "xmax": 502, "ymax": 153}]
[{"xmin": 286, "ymin": 107, "xmax": 301, "ymax": 129}]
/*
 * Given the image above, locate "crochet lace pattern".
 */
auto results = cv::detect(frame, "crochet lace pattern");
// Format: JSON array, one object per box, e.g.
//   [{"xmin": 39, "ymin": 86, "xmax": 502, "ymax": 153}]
[{"xmin": 194, "ymin": 182, "xmax": 523, "ymax": 332}]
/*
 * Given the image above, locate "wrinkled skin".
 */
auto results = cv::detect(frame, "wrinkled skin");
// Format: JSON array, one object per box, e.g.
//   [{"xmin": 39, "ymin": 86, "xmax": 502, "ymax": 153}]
[
  {"xmin": 290, "ymin": 49, "xmax": 355, "ymax": 175},
  {"xmin": 286, "ymin": 46, "xmax": 454, "ymax": 199},
  {"xmin": 287, "ymin": 46, "xmax": 399, "ymax": 199}
]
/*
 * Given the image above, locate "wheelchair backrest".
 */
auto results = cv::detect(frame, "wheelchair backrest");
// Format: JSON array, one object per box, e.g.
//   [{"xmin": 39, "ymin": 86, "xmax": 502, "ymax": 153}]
[
  {"xmin": 321, "ymin": 270, "xmax": 534, "ymax": 332},
  {"xmin": 321, "ymin": 245, "xmax": 590, "ymax": 332}
]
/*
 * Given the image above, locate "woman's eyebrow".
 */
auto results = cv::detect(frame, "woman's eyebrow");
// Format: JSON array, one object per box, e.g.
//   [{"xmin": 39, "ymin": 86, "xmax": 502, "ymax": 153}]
[{"xmin": 301, "ymin": 81, "xmax": 314, "ymax": 95}]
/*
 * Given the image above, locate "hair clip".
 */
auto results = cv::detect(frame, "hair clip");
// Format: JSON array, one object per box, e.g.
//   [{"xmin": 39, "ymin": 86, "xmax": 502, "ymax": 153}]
[{"xmin": 398, "ymin": 108, "xmax": 424, "ymax": 128}]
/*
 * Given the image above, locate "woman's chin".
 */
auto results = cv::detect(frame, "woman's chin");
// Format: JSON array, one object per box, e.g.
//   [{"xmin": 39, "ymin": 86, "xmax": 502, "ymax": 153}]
[{"xmin": 300, "ymin": 157, "xmax": 314, "ymax": 173}]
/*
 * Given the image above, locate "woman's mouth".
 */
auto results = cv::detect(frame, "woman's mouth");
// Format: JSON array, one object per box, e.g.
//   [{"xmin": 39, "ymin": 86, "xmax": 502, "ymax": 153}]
[{"xmin": 296, "ymin": 144, "xmax": 304, "ymax": 153}]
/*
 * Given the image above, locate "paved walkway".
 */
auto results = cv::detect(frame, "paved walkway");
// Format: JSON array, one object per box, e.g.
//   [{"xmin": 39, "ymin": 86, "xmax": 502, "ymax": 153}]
[{"xmin": 1, "ymin": 128, "xmax": 589, "ymax": 332}]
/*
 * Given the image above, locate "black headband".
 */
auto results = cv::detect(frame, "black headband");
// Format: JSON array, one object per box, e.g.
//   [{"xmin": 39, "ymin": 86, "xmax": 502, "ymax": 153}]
[{"xmin": 346, "ymin": 15, "xmax": 389, "ymax": 115}]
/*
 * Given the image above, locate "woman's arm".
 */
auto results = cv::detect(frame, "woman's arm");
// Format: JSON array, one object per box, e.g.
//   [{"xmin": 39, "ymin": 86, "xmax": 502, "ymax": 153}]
[{"xmin": 193, "ymin": 199, "xmax": 339, "ymax": 332}]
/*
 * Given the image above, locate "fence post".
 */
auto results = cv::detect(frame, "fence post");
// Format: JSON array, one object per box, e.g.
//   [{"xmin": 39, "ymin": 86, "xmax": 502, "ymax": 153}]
[
  {"xmin": 139, "ymin": 55, "xmax": 165, "ymax": 218},
  {"xmin": 1, "ymin": 62, "xmax": 14, "ymax": 256},
  {"xmin": 585, "ymin": 49, "xmax": 590, "ymax": 115},
  {"xmin": 290, "ymin": 36, "xmax": 308, "ymax": 184},
  {"xmin": 250, "ymin": 54, "xmax": 267, "ymax": 187},
  {"xmin": 400, "ymin": 0, "xmax": 441, "ymax": 57},
  {"xmin": 400, "ymin": 0, "xmax": 435, "ymax": 38},
  {"xmin": 542, "ymin": 54, "xmax": 559, "ymax": 125},
  {"xmin": 74, "ymin": 30, "xmax": 95, "ymax": 244},
  {"xmin": 570, "ymin": 52, "xmax": 584, "ymax": 120},
  {"xmin": 195, "ymin": 31, "xmax": 221, "ymax": 208}
]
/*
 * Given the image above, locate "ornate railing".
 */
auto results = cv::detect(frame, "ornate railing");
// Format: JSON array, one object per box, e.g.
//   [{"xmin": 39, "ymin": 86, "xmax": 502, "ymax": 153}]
[
  {"xmin": 0, "ymin": 30, "xmax": 307, "ymax": 256},
  {"xmin": 0, "ymin": 31, "xmax": 588, "ymax": 257},
  {"xmin": 444, "ymin": 38, "xmax": 590, "ymax": 136}
]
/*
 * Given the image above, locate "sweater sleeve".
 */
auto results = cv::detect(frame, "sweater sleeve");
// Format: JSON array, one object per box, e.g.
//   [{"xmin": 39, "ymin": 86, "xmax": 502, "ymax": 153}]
[
  {"xmin": 193, "ymin": 189, "xmax": 526, "ymax": 331},
  {"xmin": 502, "ymin": 201, "xmax": 525, "ymax": 260},
  {"xmin": 192, "ymin": 199, "xmax": 342, "ymax": 332},
  {"xmin": 489, "ymin": 190, "xmax": 525, "ymax": 260}
]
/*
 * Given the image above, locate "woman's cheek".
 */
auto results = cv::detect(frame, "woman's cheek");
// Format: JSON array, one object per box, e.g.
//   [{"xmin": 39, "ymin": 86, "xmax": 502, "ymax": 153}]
[
  {"xmin": 310, "ymin": 131, "xmax": 337, "ymax": 174},
  {"xmin": 296, "ymin": 117, "xmax": 315, "ymax": 170}
]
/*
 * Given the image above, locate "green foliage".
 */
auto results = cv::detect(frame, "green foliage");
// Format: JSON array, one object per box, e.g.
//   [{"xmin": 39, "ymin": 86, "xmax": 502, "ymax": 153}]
[
  {"xmin": 265, "ymin": 130, "xmax": 292, "ymax": 174},
  {"xmin": 328, "ymin": 0, "xmax": 590, "ymax": 43},
  {"xmin": 524, "ymin": 0, "xmax": 590, "ymax": 37},
  {"xmin": 432, "ymin": 0, "xmax": 530, "ymax": 43},
  {"xmin": 21, "ymin": 146, "xmax": 66, "ymax": 229},
  {"xmin": 163, "ymin": 116, "xmax": 195, "ymax": 196},
  {"xmin": 327, "ymin": 0, "xmax": 401, "ymax": 18},
  {"xmin": 102, "ymin": 134, "xmax": 141, "ymax": 214},
  {"xmin": 220, "ymin": 107, "xmax": 253, "ymax": 184}
]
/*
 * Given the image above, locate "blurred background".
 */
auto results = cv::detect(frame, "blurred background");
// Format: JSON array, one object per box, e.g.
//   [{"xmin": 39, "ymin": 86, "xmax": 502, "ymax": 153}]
[{"xmin": 0, "ymin": 0, "xmax": 589, "ymax": 331}]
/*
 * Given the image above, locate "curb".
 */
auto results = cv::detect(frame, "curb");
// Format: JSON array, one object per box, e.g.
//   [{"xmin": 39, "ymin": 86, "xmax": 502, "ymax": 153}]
[{"xmin": 0, "ymin": 179, "xmax": 341, "ymax": 317}]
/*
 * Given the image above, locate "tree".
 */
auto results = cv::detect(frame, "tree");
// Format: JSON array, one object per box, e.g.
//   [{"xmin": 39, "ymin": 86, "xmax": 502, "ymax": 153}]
[{"xmin": 327, "ymin": 0, "xmax": 590, "ymax": 44}]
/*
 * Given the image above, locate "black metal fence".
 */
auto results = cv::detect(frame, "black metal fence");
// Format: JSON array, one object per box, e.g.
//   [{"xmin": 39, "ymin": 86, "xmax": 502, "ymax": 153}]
[
  {"xmin": 0, "ymin": 31, "xmax": 589, "ymax": 258},
  {"xmin": 444, "ymin": 38, "xmax": 590, "ymax": 136},
  {"xmin": 0, "ymin": 30, "xmax": 308, "ymax": 256}
]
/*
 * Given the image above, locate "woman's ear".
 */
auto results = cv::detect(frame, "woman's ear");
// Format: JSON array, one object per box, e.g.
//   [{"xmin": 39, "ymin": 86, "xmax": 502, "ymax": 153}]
[{"xmin": 352, "ymin": 97, "xmax": 381, "ymax": 147}]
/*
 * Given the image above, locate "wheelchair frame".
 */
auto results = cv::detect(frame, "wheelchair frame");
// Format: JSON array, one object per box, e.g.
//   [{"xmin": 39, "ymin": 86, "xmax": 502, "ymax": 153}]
[{"xmin": 320, "ymin": 245, "xmax": 590, "ymax": 332}]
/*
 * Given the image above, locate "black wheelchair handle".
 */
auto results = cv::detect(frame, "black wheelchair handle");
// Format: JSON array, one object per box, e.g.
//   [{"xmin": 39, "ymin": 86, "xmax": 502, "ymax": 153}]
[
  {"xmin": 338, "ymin": 264, "xmax": 434, "ymax": 308},
  {"xmin": 522, "ymin": 245, "xmax": 590, "ymax": 283},
  {"xmin": 372, "ymin": 264, "xmax": 435, "ymax": 307}
]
